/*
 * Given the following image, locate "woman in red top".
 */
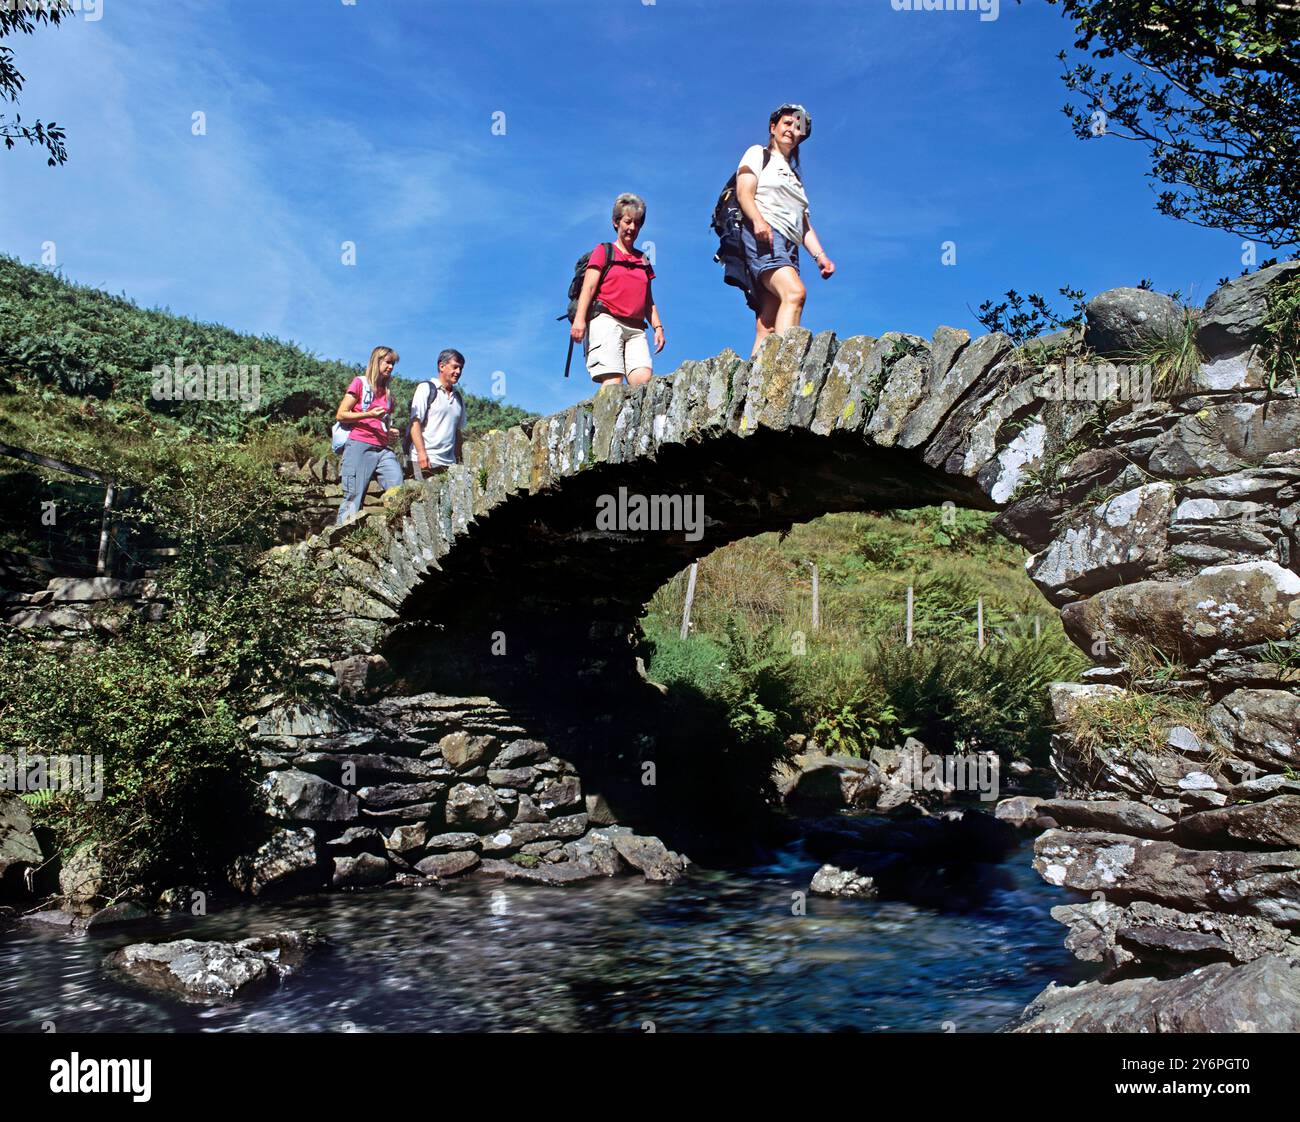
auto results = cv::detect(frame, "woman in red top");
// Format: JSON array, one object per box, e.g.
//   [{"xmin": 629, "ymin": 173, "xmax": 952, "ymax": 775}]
[
  {"xmin": 334, "ymin": 345, "xmax": 404, "ymax": 524},
  {"xmin": 570, "ymin": 193, "xmax": 665, "ymax": 387}
]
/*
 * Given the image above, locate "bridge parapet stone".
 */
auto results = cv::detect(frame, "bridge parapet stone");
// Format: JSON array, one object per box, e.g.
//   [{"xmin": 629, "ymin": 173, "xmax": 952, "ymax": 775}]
[
  {"xmin": 528, "ymin": 413, "xmax": 556, "ymax": 493},
  {"xmin": 812, "ymin": 333, "xmax": 880, "ymax": 437},
  {"xmin": 634, "ymin": 377, "xmax": 671, "ymax": 458},
  {"xmin": 685, "ymin": 353, "xmax": 732, "ymax": 439},
  {"xmin": 930, "ymin": 325, "xmax": 971, "ymax": 383},
  {"xmin": 461, "ymin": 438, "xmax": 490, "ymax": 519},
  {"xmin": 412, "ymin": 477, "xmax": 446, "ymax": 560},
  {"xmin": 567, "ymin": 404, "xmax": 595, "ymax": 474},
  {"xmin": 397, "ymin": 505, "xmax": 431, "ymax": 569},
  {"xmin": 657, "ymin": 362, "xmax": 698, "ymax": 449},
  {"xmin": 931, "ymin": 349, "xmax": 1042, "ymax": 475},
  {"xmin": 949, "ymin": 359, "xmax": 1045, "ymax": 480},
  {"xmin": 434, "ymin": 477, "xmax": 455, "ymax": 555},
  {"xmin": 546, "ymin": 405, "xmax": 581, "ymax": 480},
  {"xmin": 385, "ymin": 530, "xmax": 421, "ymax": 593},
  {"xmin": 611, "ymin": 385, "xmax": 646, "ymax": 464},
  {"xmin": 866, "ymin": 343, "xmax": 928, "ymax": 446},
  {"xmin": 899, "ymin": 330, "xmax": 1012, "ymax": 451},
  {"xmin": 789, "ymin": 330, "xmax": 839, "ymax": 430},
  {"xmin": 589, "ymin": 383, "xmax": 625, "ymax": 463},
  {"xmin": 448, "ymin": 464, "xmax": 475, "ymax": 535},
  {"xmin": 746, "ymin": 326, "xmax": 812, "ymax": 435},
  {"xmin": 500, "ymin": 426, "xmax": 532, "ymax": 495},
  {"xmin": 721, "ymin": 355, "xmax": 752, "ymax": 434}
]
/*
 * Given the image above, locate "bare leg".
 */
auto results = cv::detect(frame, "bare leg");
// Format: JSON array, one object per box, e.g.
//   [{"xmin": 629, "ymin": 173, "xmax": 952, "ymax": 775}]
[
  {"xmin": 752, "ymin": 287, "xmax": 780, "ymax": 358},
  {"xmin": 627, "ymin": 367, "xmax": 653, "ymax": 386},
  {"xmin": 765, "ymin": 265, "xmax": 807, "ymax": 335}
]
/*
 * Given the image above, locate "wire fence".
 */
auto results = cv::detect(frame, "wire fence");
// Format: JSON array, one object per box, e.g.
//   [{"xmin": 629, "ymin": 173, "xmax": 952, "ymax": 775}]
[{"xmin": 663, "ymin": 554, "xmax": 1049, "ymax": 653}]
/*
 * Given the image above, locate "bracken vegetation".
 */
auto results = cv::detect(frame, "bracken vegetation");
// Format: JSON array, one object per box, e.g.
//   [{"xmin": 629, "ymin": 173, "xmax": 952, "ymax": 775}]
[{"xmin": 640, "ymin": 509, "xmax": 1086, "ymax": 768}]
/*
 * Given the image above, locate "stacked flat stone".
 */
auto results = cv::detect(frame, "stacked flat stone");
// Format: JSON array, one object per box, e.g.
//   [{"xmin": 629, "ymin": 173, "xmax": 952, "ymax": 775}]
[{"xmin": 233, "ymin": 690, "xmax": 687, "ymax": 892}]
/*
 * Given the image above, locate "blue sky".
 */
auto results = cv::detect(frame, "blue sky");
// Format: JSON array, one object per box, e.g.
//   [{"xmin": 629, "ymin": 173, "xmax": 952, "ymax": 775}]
[{"xmin": 0, "ymin": 0, "xmax": 1255, "ymax": 416}]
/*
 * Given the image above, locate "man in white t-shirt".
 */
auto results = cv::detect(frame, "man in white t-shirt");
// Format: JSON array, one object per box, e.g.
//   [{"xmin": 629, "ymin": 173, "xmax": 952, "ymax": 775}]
[{"xmin": 410, "ymin": 348, "xmax": 467, "ymax": 479}]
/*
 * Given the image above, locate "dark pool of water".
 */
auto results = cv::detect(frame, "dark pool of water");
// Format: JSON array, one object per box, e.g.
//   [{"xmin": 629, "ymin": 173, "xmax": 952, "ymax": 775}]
[{"xmin": 0, "ymin": 839, "xmax": 1091, "ymax": 1033}]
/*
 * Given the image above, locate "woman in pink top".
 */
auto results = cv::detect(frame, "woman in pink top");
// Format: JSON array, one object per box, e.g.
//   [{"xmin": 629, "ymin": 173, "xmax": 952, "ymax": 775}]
[
  {"xmin": 335, "ymin": 345, "xmax": 404, "ymax": 524},
  {"xmin": 570, "ymin": 193, "xmax": 665, "ymax": 387}
]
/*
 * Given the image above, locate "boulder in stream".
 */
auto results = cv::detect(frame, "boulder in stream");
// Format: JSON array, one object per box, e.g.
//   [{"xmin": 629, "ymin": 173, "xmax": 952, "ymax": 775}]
[
  {"xmin": 103, "ymin": 929, "xmax": 323, "ymax": 1005},
  {"xmin": 810, "ymin": 864, "xmax": 877, "ymax": 899}
]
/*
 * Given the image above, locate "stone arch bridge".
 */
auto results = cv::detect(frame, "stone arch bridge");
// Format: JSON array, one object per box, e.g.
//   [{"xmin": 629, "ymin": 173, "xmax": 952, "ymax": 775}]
[
  {"xmin": 262, "ymin": 267, "xmax": 1300, "ymax": 1027},
  {"xmin": 304, "ymin": 324, "xmax": 1047, "ymax": 674},
  {"xmin": 282, "ymin": 290, "xmax": 1298, "ymax": 693}
]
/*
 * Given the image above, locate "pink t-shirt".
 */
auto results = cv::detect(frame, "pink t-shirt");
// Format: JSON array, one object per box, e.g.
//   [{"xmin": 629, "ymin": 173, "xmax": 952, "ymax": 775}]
[
  {"xmin": 588, "ymin": 243, "xmax": 655, "ymax": 321},
  {"xmin": 345, "ymin": 376, "xmax": 392, "ymax": 447}
]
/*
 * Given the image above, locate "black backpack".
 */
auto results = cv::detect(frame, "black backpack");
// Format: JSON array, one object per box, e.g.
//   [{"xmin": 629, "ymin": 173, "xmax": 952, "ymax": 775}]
[
  {"xmin": 711, "ymin": 148, "xmax": 771, "ymax": 239},
  {"xmin": 711, "ymin": 150, "xmax": 773, "ymax": 312},
  {"xmin": 557, "ymin": 242, "xmax": 652, "ymax": 377}
]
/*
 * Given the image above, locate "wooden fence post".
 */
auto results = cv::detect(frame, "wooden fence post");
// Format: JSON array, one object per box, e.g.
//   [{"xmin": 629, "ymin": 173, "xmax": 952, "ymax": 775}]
[
  {"xmin": 680, "ymin": 562, "xmax": 698, "ymax": 640},
  {"xmin": 96, "ymin": 483, "xmax": 116, "ymax": 576},
  {"xmin": 805, "ymin": 560, "xmax": 820, "ymax": 631},
  {"xmin": 905, "ymin": 585, "xmax": 914, "ymax": 647}
]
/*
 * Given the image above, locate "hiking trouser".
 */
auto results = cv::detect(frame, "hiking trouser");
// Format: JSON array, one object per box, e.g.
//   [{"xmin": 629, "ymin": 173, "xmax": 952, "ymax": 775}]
[{"xmin": 336, "ymin": 439, "xmax": 404, "ymax": 523}]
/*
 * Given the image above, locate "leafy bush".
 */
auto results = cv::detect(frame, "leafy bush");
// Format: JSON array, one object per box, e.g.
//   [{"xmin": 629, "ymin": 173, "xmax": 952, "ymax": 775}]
[
  {"xmin": 1260, "ymin": 274, "xmax": 1300, "ymax": 396},
  {"xmin": 0, "ymin": 433, "xmax": 337, "ymax": 894},
  {"xmin": 793, "ymin": 649, "xmax": 908, "ymax": 757},
  {"xmin": 975, "ymin": 286, "xmax": 1086, "ymax": 344},
  {"xmin": 643, "ymin": 626, "xmax": 726, "ymax": 695},
  {"xmin": 0, "ymin": 631, "xmax": 263, "ymax": 890},
  {"xmin": 644, "ymin": 617, "xmax": 793, "ymax": 750},
  {"xmin": 868, "ymin": 628, "xmax": 1084, "ymax": 765},
  {"xmin": 713, "ymin": 618, "xmax": 795, "ymax": 750}
]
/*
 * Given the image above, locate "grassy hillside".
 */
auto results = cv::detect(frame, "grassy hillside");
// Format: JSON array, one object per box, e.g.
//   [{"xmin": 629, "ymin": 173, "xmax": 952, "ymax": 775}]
[
  {"xmin": 0, "ymin": 256, "xmax": 539, "ymax": 567},
  {"xmin": 0, "ymin": 254, "xmax": 536, "ymax": 444}
]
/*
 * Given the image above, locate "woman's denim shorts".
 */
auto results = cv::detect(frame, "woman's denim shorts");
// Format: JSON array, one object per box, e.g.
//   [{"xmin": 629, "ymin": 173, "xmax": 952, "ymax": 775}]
[{"xmin": 741, "ymin": 222, "xmax": 800, "ymax": 285}]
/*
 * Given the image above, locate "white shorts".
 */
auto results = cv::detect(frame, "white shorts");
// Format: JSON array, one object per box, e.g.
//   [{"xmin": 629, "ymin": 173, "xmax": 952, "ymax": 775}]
[{"xmin": 584, "ymin": 312, "xmax": 652, "ymax": 381}]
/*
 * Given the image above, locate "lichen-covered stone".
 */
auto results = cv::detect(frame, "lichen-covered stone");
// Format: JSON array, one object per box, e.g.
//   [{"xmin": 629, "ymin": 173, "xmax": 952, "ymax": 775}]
[
  {"xmin": 1029, "ymin": 482, "xmax": 1175, "ymax": 604},
  {"xmin": 1061, "ymin": 560, "xmax": 1300, "ymax": 661},
  {"xmin": 898, "ymin": 331, "xmax": 1011, "ymax": 449},
  {"xmin": 812, "ymin": 333, "xmax": 883, "ymax": 437}
]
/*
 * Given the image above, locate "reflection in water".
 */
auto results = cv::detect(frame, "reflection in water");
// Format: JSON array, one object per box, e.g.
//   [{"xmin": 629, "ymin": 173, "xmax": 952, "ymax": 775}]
[{"xmin": 0, "ymin": 841, "xmax": 1087, "ymax": 1033}]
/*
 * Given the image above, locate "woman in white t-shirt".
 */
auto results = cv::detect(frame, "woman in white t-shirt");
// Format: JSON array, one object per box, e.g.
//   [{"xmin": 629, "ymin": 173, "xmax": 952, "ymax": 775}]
[{"xmin": 735, "ymin": 104, "xmax": 835, "ymax": 357}]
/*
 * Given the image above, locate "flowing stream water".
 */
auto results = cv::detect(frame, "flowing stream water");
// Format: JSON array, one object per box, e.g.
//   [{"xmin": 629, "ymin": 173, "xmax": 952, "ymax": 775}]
[{"xmin": 0, "ymin": 837, "xmax": 1089, "ymax": 1033}]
